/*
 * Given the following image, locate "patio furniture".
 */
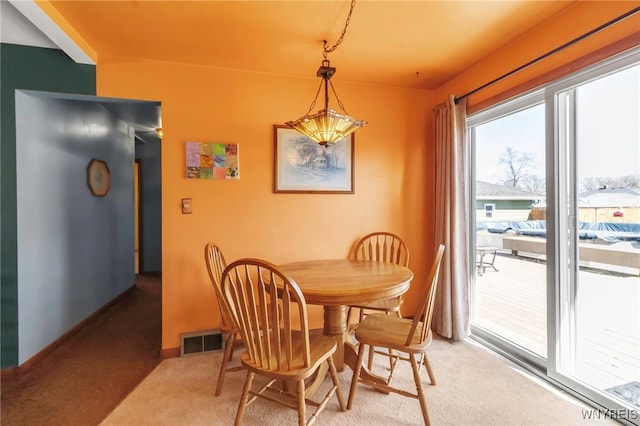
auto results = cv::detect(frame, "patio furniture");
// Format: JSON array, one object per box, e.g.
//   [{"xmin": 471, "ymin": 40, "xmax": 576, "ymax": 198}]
[{"xmin": 476, "ymin": 245, "xmax": 498, "ymax": 275}]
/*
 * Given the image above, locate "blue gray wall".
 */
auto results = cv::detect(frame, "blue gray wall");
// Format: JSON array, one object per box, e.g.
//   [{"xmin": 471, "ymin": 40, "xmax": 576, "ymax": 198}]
[
  {"xmin": 15, "ymin": 91, "xmax": 136, "ymax": 364},
  {"xmin": 1, "ymin": 44, "xmax": 96, "ymax": 368},
  {"xmin": 1, "ymin": 43, "xmax": 162, "ymax": 368},
  {"xmin": 135, "ymin": 143, "xmax": 162, "ymax": 273}
]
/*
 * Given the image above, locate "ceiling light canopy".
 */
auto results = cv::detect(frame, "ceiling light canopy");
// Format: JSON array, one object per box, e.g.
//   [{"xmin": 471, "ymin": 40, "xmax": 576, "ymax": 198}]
[{"xmin": 285, "ymin": 0, "xmax": 366, "ymax": 146}]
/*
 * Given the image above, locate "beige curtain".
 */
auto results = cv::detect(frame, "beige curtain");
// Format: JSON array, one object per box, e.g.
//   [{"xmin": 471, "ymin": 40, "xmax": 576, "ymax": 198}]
[{"xmin": 432, "ymin": 95, "xmax": 470, "ymax": 340}]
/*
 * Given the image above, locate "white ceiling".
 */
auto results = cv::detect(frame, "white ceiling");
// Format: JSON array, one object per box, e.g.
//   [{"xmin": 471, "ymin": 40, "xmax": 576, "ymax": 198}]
[{"xmin": 1, "ymin": 1, "xmax": 56, "ymax": 49}]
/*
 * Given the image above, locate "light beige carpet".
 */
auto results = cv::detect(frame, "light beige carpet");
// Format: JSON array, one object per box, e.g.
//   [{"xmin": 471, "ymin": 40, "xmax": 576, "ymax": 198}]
[{"xmin": 101, "ymin": 336, "xmax": 615, "ymax": 425}]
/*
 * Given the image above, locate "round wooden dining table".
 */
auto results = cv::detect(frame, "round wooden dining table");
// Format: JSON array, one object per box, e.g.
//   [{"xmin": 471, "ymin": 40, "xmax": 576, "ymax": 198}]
[{"xmin": 278, "ymin": 259, "xmax": 414, "ymax": 372}]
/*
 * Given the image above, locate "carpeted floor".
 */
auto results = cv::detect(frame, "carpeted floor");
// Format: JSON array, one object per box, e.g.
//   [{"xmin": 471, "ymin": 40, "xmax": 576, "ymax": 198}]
[
  {"xmin": 1, "ymin": 275, "xmax": 162, "ymax": 426},
  {"xmin": 0, "ymin": 275, "xmax": 620, "ymax": 425},
  {"xmin": 101, "ymin": 335, "xmax": 616, "ymax": 426}
]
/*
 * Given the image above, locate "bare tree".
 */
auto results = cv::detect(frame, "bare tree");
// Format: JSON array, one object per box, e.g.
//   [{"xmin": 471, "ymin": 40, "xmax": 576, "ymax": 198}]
[
  {"xmin": 580, "ymin": 174, "xmax": 640, "ymax": 192},
  {"xmin": 622, "ymin": 174, "xmax": 640, "ymax": 188},
  {"xmin": 521, "ymin": 175, "xmax": 546, "ymax": 193},
  {"xmin": 498, "ymin": 147, "xmax": 539, "ymax": 191},
  {"xmin": 580, "ymin": 177, "xmax": 599, "ymax": 192},
  {"xmin": 498, "ymin": 147, "xmax": 638, "ymax": 193}
]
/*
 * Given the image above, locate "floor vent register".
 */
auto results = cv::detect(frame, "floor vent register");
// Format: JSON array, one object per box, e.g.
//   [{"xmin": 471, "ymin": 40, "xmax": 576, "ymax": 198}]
[{"xmin": 180, "ymin": 329, "xmax": 223, "ymax": 356}]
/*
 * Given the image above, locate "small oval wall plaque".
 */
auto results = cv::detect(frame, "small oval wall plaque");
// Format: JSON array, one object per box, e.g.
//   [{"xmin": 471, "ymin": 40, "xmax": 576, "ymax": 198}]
[{"xmin": 87, "ymin": 159, "xmax": 111, "ymax": 197}]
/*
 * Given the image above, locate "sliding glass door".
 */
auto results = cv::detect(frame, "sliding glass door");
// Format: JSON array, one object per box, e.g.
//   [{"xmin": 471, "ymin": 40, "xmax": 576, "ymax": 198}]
[
  {"xmin": 549, "ymin": 53, "xmax": 640, "ymax": 420},
  {"xmin": 470, "ymin": 98, "xmax": 547, "ymax": 363},
  {"xmin": 470, "ymin": 48, "xmax": 640, "ymax": 423}
]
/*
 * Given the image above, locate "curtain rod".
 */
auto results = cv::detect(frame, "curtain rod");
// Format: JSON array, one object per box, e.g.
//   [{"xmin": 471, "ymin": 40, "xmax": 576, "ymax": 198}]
[{"xmin": 454, "ymin": 7, "xmax": 640, "ymax": 104}]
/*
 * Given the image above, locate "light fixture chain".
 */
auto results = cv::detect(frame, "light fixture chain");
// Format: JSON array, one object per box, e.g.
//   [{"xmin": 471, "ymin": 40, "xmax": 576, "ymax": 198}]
[
  {"xmin": 329, "ymin": 80, "xmax": 349, "ymax": 114},
  {"xmin": 323, "ymin": 0, "xmax": 357, "ymax": 57},
  {"xmin": 304, "ymin": 80, "xmax": 324, "ymax": 115},
  {"xmin": 285, "ymin": 0, "xmax": 366, "ymax": 145}
]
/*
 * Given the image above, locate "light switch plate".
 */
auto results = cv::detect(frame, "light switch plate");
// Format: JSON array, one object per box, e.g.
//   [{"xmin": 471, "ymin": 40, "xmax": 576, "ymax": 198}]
[{"xmin": 181, "ymin": 198, "xmax": 192, "ymax": 214}]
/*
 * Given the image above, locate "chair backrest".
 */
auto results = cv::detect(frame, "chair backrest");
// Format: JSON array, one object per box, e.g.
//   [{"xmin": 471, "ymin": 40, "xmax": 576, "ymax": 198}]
[
  {"xmin": 354, "ymin": 232, "xmax": 409, "ymax": 267},
  {"xmin": 221, "ymin": 258, "xmax": 311, "ymax": 371},
  {"xmin": 406, "ymin": 244, "xmax": 445, "ymax": 346},
  {"xmin": 204, "ymin": 242, "xmax": 234, "ymax": 331}
]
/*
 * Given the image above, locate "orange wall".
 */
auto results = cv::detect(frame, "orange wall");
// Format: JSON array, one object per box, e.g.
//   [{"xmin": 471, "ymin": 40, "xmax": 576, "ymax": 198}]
[
  {"xmin": 96, "ymin": 59, "xmax": 434, "ymax": 350},
  {"xmin": 92, "ymin": 0, "xmax": 637, "ymax": 352},
  {"xmin": 435, "ymin": 1, "xmax": 640, "ymax": 109}
]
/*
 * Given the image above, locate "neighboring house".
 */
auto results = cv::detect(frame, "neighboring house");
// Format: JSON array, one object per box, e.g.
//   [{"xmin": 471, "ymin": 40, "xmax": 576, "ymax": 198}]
[
  {"xmin": 529, "ymin": 186, "xmax": 640, "ymax": 223},
  {"xmin": 476, "ymin": 181, "xmax": 542, "ymax": 222},
  {"xmin": 578, "ymin": 186, "xmax": 640, "ymax": 223}
]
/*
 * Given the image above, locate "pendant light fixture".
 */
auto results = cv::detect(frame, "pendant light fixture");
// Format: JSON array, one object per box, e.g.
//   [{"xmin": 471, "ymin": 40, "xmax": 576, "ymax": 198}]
[{"xmin": 285, "ymin": 0, "xmax": 366, "ymax": 146}]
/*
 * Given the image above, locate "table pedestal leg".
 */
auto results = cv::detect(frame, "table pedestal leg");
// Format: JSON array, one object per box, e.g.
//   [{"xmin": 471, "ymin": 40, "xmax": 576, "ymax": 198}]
[
  {"xmin": 322, "ymin": 305, "xmax": 391, "ymax": 390},
  {"xmin": 323, "ymin": 305, "xmax": 347, "ymax": 371}
]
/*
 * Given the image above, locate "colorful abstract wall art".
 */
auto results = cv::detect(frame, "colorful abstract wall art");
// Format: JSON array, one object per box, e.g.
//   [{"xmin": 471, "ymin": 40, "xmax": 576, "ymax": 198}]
[{"xmin": 186, "ymin": 142, "xmax": 239, "ymax": 180}]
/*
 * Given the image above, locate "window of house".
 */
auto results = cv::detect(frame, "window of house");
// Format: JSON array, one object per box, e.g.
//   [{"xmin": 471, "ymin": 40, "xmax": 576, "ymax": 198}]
[{"xmin": 484, "ymin": 204, "xmax": 495, "ymax": 218}]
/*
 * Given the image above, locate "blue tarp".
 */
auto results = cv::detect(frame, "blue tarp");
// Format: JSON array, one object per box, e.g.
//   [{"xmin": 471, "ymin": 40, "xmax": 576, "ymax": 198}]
[
  {"xmin": 511, "ymin": 220, "xmax": 546, "ymax": 237},
  {"xmin": 580, "ymin": 222, "xmax": 640, "ymax": 242},
  {"xmin": 479, "ymin": 220, "xmax": 640, "ymax": 242}
]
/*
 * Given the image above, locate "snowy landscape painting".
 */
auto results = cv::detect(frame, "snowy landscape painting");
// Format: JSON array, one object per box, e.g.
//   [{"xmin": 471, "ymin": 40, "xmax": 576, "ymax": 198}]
[{"xmin": 273, "ymin": 125, "xmax": 354, "ymax": 193}]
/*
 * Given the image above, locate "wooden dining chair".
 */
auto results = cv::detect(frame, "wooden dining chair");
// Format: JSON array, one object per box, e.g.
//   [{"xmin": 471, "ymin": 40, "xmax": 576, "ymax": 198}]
[
  {"xmin": 347, "ymin": 244, "xmax": 445, "ymax": 426},
  {"xmin": 347, "ymin": 231, "xmax": 410, "ymax": 368},
  {"xmin": 204, "ymin": 242, "xmax": 244, "ymax": 397},
  {"xmin": 221, "ymin": 258, "xmax": 346, "ymax": 425}
]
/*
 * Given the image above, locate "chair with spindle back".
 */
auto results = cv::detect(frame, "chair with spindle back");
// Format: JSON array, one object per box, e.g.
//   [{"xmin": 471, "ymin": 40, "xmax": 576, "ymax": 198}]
[
  {"xmin": 347, "ymin": 244, "xmax": 445, "ymax": 426},
  {"xmin": 221, "ymin": 258, "xmax": 346, "ymax": 425},
  {"xmin": 347, "ymin": 231, "xmax": 410, "ymax": 368},
  {"xmin": 204, "ymin": 242, "xmax": 243, "ymax": 396}
]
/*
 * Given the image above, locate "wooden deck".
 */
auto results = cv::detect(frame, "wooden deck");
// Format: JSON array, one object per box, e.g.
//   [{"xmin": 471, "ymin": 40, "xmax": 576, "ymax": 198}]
[{"xmin": 473, "ymin": 252, "xmax": 640, "ymax": 391}]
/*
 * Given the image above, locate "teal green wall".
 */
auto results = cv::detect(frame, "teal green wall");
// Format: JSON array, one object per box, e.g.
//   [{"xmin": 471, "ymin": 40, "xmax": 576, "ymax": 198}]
[{"xmin": 1, "ymin": 44, "xmax": 96, "ymax": 368}]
